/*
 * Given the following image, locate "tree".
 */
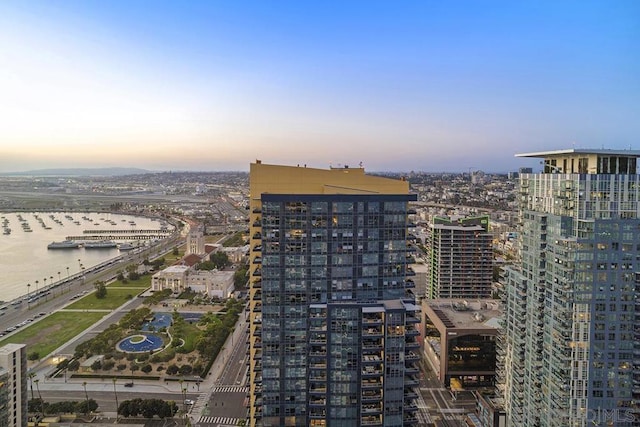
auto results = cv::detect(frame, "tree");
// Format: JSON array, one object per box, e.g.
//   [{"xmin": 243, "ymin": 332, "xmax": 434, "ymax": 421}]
[
  {"xmin": 166, "ymin": 364, "xmax": 179, "ymax": 375},
  {"xmin": 77, "ymin": 399, "xmax": 98, "ymax": 414},
  {"xmin": 94, "ymin": 282, "xmax": 107, "ymax": 299},
  {"xmin": 209, "ymin": 251, "xmax": 230, "ymax": 269},
  {"xmin": 141, "ymin": 364, "xmax": 153, "ymax": 374},
  {"xmin": 178, "ymin": 364, "xmax": 193, "ymax": 375},
  {"xmin": 28, "ymin": 351, "xmax": 40, "ymax": 361},
  {"xmin": 90, "ymin": 359, "xmax": 102, "ymax": 371}
]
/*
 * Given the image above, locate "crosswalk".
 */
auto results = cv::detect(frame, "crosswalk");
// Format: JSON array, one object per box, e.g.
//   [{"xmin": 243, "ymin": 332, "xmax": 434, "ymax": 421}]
[
  {"xmin": 211, "ymin": 385, "xmax": 249, "ymax": 393},
  {"xmin": 198, "ymin": 416, "xmax": 242, "ymax": 425}
]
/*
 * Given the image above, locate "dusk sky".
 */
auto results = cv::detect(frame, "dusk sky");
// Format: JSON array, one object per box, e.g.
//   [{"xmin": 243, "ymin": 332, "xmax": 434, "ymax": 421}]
[{"xmin": 1, "ymin": 1, "xmax": 638, "ymax": 173}]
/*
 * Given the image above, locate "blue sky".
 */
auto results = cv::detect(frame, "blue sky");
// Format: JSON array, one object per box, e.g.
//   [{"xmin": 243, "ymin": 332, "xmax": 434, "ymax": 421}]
[{"xmin": 0, "ymin": 1, "xmax": 638, "ymax": 172}]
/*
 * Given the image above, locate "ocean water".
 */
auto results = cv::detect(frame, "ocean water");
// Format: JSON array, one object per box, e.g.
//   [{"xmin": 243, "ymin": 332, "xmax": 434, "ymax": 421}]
[{"xmin": 0, "ymin": 212, "xmax": 166, "ymax": 302}]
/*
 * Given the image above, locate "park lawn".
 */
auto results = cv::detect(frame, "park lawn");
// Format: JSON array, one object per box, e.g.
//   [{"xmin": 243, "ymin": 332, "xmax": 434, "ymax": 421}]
[
  {"xmin": 0, "ymin": 311, "xmax": 104, "ymax": 358},
  {"xmin": 65, "ymin": 288, "xmax": 139, "ymax": 310},
  {"xmin": 107, "ymin": 276, "xmax": 151, "ymax": 289}
]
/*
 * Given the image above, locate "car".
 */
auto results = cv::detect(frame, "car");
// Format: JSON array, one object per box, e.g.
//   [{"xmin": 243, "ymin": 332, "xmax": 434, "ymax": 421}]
[
  {"xmin": 184, "ymin": 399, "xmax": 194, "ymax": 405},
  {"xmin": 124, "ymin": 382, "xmax": 134, "ymax": 387}
]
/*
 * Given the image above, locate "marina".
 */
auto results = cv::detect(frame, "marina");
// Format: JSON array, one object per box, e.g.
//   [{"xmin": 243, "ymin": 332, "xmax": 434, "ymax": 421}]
[{"xmin": 0, "ymin": 211, "xmax": 173, "ymax": 301}]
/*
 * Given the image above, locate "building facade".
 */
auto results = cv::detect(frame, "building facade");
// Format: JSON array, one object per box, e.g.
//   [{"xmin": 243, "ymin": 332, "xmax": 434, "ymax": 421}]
[
  {"xmin": 0, "ymin": 344, "xmax": 27, "ymax": 427},
  {"xmin": 422, "ymin": 299, "xmax": 499, "ymax": 389},
  {"xmin": 426, "ymin": 215, "xmax": 493, "ymax": 299},
  {"xmin": 248, "ymin": 162, "xmax": 421, "ymax": 426},
  {"xmin": 498, "ymin": 149, "xmax": 640, "ymax": 426}
]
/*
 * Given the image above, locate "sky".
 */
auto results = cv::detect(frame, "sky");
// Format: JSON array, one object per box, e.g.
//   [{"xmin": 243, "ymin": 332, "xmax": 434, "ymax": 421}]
[{"xmin": 0, "ymin": 1, "xmax": 638, "ymax": 173}]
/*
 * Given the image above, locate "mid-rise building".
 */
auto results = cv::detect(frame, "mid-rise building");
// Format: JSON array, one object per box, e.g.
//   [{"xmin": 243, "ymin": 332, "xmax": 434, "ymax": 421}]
[
  {"xmin": 186, "ymin": 224, "xmax": 205, "ymax": 255},
  {"xmin": 422, "ymin": 299, "xmax": 499, "ymax": 389},
  {"xmin": 426, "ymin": 215, "xmax": 493, "ymax": 299},
  {"xmin": 248, "ymin": 162, "xmax": 421, "ymax": 426},
  {"xmin": 0, "ymin": 343, "xmax": 27, "ymax": 427},
  {"xmin": 498, "ymin": 149, "xmax": 640, "ymax": 426}
]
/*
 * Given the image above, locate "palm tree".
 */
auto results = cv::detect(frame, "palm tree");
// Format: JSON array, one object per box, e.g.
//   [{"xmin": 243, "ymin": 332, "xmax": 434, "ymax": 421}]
[
  {"xmin": 82, "ymin": 381, "xmax": 89, "ymax": 415},
  {"xmin": 28, "ymin": 372, "xmax": 36, "ymax": 400},
  {"xmin": 57, "ymin": 271, "xmax": 61, "ymax": 283},
  {"xmin": 34, "ymin": 378, "xmax": 44, "ymax": 419},
  {"xmin": 66, "ymin": 266, "xmax": 70, "ymax": 278},
  {"xmin": 27, "ymin": 283, "xmax": 31, "ymax": 309},
  {"xmin": 112, "ymin": 378, "xmax": 119, "ymax": 420},
  {"xmin": 35, "ymin": 280, "xmax": 39, "ymax": 297}
]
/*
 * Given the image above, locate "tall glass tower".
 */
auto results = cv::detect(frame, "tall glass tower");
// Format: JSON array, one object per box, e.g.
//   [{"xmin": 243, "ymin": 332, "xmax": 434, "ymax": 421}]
[
  {"xmin": 498, "ymin": 149, "xmax": 640, "ymax": 426},
  {"xmin": 248, "ymin": 162, "xmax": 421, "ymax": 427}
]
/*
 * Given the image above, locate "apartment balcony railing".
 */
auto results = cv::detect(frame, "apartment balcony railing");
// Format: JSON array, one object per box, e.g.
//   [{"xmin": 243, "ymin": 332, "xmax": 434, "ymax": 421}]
[
  {"xmin": 252, "ymin": 233, "xmax": 262, "ymax": 240},
  {"xmin": 361, "ymin": 415, "xmax": 383, "ymax": 426},
  {"xmin": 253, "ymin": 257, "xmax": 262, "ymax": 264},
  {"xmin": 363, "ymin": 327, "xmax": 384, "ymax": 337},
  {"xmin": 405, "ymin": 351, "xmax": 420, "ymax": 361}
]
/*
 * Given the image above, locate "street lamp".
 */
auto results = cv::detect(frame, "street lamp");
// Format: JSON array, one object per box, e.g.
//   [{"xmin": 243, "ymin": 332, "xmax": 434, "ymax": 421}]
[{"xmin": 27, "ymin": 283, "xmax": 31, "ymax": 309}]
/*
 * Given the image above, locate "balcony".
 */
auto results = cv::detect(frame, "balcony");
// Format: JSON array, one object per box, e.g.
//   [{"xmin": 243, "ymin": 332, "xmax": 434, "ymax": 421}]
[
  {"xmin": 362, "ymin": 391, "xmax": 382, "ymax": 402},
  {"xmin": 253, "ymin": 245, "xmax": 262, "ymax": 252},
  {"xmin": 405, "ymin": 266, "xmax": 416, "ymax": 276},
  {"xmin": 405, "ymin": 326, "xmax": 419, "ymax": 337},
  {"xmin": 405, "ymin": 351, "xmax": 419, "ymax": 361},
  {"xmin": 252, "ymin": 291, "xmax": 262, "ymax": 301},
  {"xmin": 309, "ymin": 409, "xmax": 326, "ymax": 419},
  {"xmin": 404, "ymin": 375, "xmax": 419, "ymax": 386},
  {"xmin": 253, "ymin": 303, "xmax": 262, "ymax": 312},
  {"xmin": 405, "ymin": 339, "xmax": 420, "ymax": 350},
  {"xmin": 405, "ymin": 366, "xmax": 419, "ymax": 375},
  {"xmin": 252, "ymin": 233, "xmax": 262, "ymax": 240},
  {"xmin": 253, "ymin": 257, "xmax": 262, "ymax": 264},
  {"xmin": 361, "ymin": 415, "xmax": 383, "ymax": 426},
  {"xmin": 403, "ymin": 414, "xmax": 418, "ymax": 425},
  {"xmin": 404, "ymin": 401, "xmax": 418, "ymax": 412},
  {"xmin": 309, "ymin": 385, "xmax": 327, "ymax": 394},
  {"xmin": 363, "ymin": 315, "xmax": 383, "ymax": 325},
  {"xmin": 363, "ymin": 327, "xmax": 384, "ymax": 337},
  {"xmin": 253, "ymin": 269, "xmax": 262, "ymax": 277},
  {"xmin": 362, "ymin": 404, "xmax": 382, "ymax": 415},
  {"xmin": 309, "ymin": 397, "xmax": 327, "ymax": 406},
  {"xmin": 362, "ymin": 367, "xmax": 383, "ymax": 377},
  {"xmin": 252, "ymin": 208, "xmax": 262, "ymax": 214},
  {"xmin": 362, "ymin": 379, "xmax": 383, "ymax": 389},
  {"xmin": 405, "ymin": 313, "xmax": 419, "ymax": 323},
  {"xmin": 404, "ymin": 279, "xmax": 415, "ymax": 289}
]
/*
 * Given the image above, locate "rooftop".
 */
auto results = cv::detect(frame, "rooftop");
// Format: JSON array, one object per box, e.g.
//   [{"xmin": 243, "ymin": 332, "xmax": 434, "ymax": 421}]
[
  {"xmin": 424, "ymin": 299, "xmax": 502, "ymax": 330},
  {"xmin": 515, "ymin": 148, "xmax": 640, "ymax": 158}
]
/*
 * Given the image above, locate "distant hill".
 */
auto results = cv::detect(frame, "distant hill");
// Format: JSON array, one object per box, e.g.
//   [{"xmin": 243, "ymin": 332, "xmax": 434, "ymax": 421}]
[{"xmin": 0, "ymin": 167, "xmax": 152, "ymax": 177}]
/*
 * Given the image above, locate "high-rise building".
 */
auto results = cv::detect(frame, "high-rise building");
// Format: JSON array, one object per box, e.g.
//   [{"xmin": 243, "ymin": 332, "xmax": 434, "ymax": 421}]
[
  {"xmin": 0, "ymin": 343, "xmax": 27, "ymax": 427},
  {"xmin": 498, "ymin": 149, "xmax": 640, "ymax": 426},
  {"xmin": 248, "ymin": 162, "xmax": 421, "ymax": 427},
  {"xmin": 426, "ymin": 215, "xmax": 493, "ymax": 299}
]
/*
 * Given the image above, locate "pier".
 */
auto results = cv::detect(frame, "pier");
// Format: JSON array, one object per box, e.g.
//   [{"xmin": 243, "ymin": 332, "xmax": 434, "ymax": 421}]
[{"xmin": 66, "ymin": 229, "xmax": 174, "ymax": 241}]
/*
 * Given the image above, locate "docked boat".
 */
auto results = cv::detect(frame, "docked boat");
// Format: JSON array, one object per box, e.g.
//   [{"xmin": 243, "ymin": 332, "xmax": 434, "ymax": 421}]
[
  {"xmin": 84, "ymin": 240, "xmax": 118, "ymax": 249},
  {"xmin": 48, "ymin": 240, "xmax": 81, "ymax": 249},
  {"xmin": 118, "ymin": 243, "xmax": 136, "ymax": 251}
]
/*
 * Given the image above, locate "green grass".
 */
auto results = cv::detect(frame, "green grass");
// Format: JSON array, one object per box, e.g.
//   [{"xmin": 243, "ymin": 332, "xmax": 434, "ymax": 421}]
[
  {"xmin": 107, "ymin": 275, "xmax": 151, "ymax": 289},
  {"xmin": 0, "ymin": 311, "xmax": 104, "ymax": 357},
  {"xmin": 65, "ymin": 288, "xmax": 140, "ymax": 310}
]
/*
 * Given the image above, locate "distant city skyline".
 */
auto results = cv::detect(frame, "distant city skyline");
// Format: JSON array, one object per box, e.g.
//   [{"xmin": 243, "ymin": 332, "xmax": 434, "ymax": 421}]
[{"xmin": 1, "ymin": 1, "xmax": 638, "ymax": 173}]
